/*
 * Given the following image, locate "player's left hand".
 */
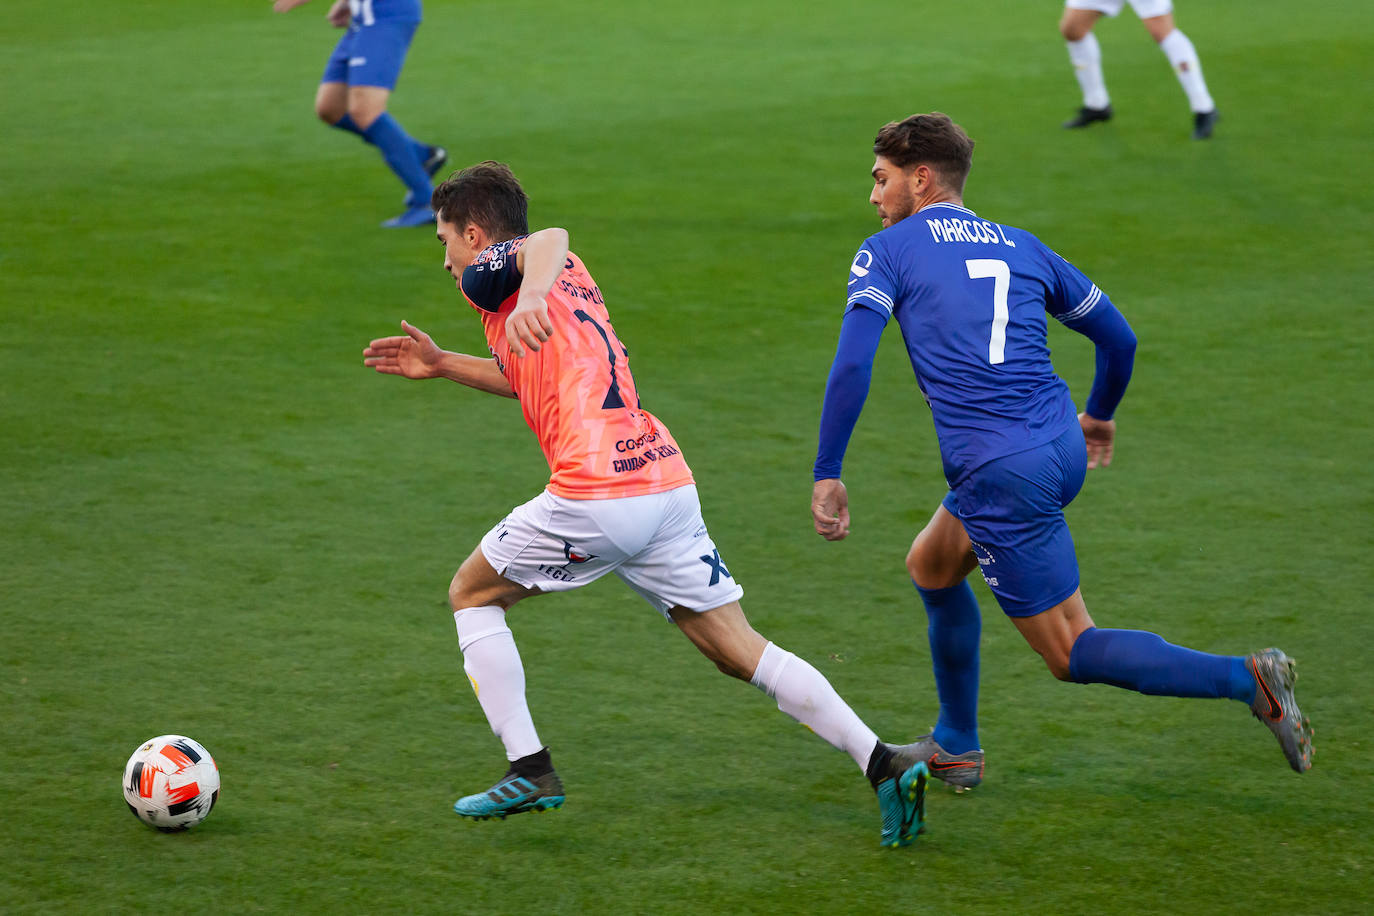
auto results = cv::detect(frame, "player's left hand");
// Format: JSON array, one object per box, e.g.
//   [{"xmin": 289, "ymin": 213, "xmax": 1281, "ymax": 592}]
[
  {"xmin": 1079, "ymin": 412, "xmax": 1116, "ymax": 469},
  {"xmin": 506, "ymin": 292, "xmax": 554, "ymax": 359},
  {"xmin": 325, "ymin": 0, "xmax": 350, "ymax": 26},
  {"xmin": 363, "ymin": 320, "xmax": 444, "ymax": 379},
  {"xmin": 812, "ymin": 478, "xmax": 851, "ymax": 541}
]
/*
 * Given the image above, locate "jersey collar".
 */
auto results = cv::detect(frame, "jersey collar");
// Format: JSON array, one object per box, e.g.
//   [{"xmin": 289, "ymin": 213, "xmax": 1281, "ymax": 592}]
[{"xmin": 917, "ymin": 201, "xmax": 976, "ymax": 217}]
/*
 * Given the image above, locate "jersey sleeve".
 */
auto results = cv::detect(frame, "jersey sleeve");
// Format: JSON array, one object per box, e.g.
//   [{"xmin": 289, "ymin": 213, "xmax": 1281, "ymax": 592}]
[
  {"xmin": 460, "ymin": 246, "xmax": 524, "ymax": 313},
  {"xmin": 815, "ymin": 291, "xmax": 888, "ymax": 480},
  {"xmin": 1041, "ymin": 244, "xmax": 1104, "ymax": 326},
  {"xmin": 844, "ymin": 238, "xmax": 898, "ymax": 320},
  {"xmin": 1040, "ymin": 243, "xmax": 1137, "ymax": 420}
]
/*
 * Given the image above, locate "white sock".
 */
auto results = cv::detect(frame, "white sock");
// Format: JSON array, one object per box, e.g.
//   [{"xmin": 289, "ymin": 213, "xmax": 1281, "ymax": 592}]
[
  {"xmin": 1159, "ymin": 29, "xmax": 1215, "ymax": 112},
  {"xmin": 454, "ymin": 606, "xmax": 543, "ymax": 762},
  {"xmin": 1067, "ymin": 34, "xmax": 1110, "ymax": 109},
  {"xmin": 750, "ymin": 641, "xmax": 879, "ymax": 772}
]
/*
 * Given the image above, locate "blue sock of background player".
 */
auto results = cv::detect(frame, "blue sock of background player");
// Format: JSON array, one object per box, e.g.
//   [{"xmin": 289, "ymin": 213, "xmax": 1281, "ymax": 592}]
[
  {"xmin": 330, "ymin": 113, "xmax": 439, "ymax": 209},
  {"xmin": 330, "ymin": 113, "xmax": 431, "ymax": 163},
  {"xmin": 285, "ymin": 0, "xmax": 440, "ymax": 219},
  {"xmin": 360, "ymin": 113, "xmax": 433, "ymax": 207}
]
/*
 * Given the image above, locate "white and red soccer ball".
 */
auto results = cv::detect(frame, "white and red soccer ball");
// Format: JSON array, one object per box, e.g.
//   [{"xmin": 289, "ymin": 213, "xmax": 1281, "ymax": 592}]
[{"xmin": 122, "ymin": 735, "xmax": 219, "ymax": 831}]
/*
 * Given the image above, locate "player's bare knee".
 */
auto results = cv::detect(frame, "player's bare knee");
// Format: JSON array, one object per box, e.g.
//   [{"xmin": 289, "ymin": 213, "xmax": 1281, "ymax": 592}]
[
  {"xmin": 1042, "ymin": 650, "xmax": 1074, "ymax": 681},
  {"xmin": 448, "ymin": 568, "xmax": 515, "ymax": 612},
  {"xmin": 346, "ymin": 102, "xmax": 385, "ymax": 131},
  {"xmin": 1142, "ymin": 14, "xmax": 1175, "ymax": 43},
  {"xmin": 906, "ymin": 543, "xmax": 965, "ymax": 590},
  {"xmin": 1059, "ymin": 12, "xmax": 1092, "ymax": 41},
  {"xmin": 712, "ymin": 655, "xmax": 752, "ymax": 681},
  {"xmin": 447, "ymin": 574, "xmax": 469, "ymax": 613}
]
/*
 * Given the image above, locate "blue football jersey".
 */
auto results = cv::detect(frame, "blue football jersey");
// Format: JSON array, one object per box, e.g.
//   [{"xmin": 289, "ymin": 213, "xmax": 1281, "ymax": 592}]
[{"xmin": 846, "ymin": 202, "xmax": 1110, "ymax": 486}]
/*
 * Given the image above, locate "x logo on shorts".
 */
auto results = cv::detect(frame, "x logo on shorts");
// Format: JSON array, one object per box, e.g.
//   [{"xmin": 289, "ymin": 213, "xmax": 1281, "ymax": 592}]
[{"xmin": 699, "ymin": 549, "xmax": 731, "ymax": 586}]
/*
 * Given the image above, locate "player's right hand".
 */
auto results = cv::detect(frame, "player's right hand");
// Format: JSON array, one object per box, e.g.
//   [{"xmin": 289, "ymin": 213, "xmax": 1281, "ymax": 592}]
[
  {"xmin": 363, "ymin": 320, "xmax": 444, "ymax": 379},
  {"xmin": 506, "ymin": 292, "xmax": 554, "ymax": 359},
  {"xmin": 1079, "ymin": 412, "xmax": 1116, "ymax": 469},
  {"xmin": 812, "ymin": 478, "xmax": 851, "ymax": 541}
]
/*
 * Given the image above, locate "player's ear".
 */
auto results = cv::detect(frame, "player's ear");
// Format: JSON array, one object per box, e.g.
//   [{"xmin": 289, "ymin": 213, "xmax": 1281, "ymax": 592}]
[{"xmin": 912, "ymin": 164, "xmax": 930, "ymax": 193}]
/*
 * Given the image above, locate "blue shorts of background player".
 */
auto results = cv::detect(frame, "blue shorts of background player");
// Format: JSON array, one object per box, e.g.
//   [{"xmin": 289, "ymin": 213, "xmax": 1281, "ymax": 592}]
[
  {"xmin": 321, "ymin": 17, "xmax": 418, "ymax": 91},
  {"xmin": 941, "ymin": 424, "xmax": 1086, "ymax": 617},
  {"xmin": 275, "ymin": 0, "xmax": 447, "ymax": 228}
]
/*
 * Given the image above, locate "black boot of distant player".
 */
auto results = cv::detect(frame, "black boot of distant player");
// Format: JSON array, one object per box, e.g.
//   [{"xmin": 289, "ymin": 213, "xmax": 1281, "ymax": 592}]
[
  {"xmin": 1063, "ymin": 105, "xmax": 1113, "ymax": 129},
  {"xmin": 1192, "ymin": 109, "xmax": 1220, "ymax": 140}
]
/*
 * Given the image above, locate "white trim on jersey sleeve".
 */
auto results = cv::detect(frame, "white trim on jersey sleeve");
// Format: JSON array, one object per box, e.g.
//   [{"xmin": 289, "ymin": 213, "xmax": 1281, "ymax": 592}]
[
  {"xmin": 1054, "ymin": 284, "xmax": 1102, "ymax": 323},
  {"xmin": 847, "ymin": 286, "xmax": 895, "ymax": 315}
]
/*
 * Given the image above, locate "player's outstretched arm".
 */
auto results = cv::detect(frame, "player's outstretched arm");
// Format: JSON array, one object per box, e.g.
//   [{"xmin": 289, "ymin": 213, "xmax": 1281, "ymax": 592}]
[
  {"xmin": 271, "ymin": 0, "xmax": 312, "ymax": 13},
  {"xmin": 1079, "ymin": 412, "xmax": 1116, "ymax": 469},
  {"xmin": 812, "ymin": 478, "xmax": 851, "ymax": 541},
  {"xmin": 506, "ymin": 228, "xmax": 568, "ymax": 358},
  {"xmin": 364, "ymin": 320, "xmax": 516, "ymax": 398}
]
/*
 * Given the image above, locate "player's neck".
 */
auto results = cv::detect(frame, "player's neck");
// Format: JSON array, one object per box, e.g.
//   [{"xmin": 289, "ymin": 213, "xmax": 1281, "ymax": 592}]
[{"xmin": 917, "ymin": 191, "xmax": 964, "ymax": 211}]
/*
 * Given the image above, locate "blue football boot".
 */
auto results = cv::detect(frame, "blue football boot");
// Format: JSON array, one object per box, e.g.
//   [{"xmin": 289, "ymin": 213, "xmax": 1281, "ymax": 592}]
[
  {"xmin": 381, "ymin": 205, "xmax": 436, "ymax": 229},
  {"xmin": 454, "ymin": 749, "xmax": 565, "ymax": 820},
  {"xmin": 867, "ymin": 742, "xmax": 928, "ymax": 847},
  {"xmin": 403, "ymin": 145, "xmax": 449, "ymax": 209}
]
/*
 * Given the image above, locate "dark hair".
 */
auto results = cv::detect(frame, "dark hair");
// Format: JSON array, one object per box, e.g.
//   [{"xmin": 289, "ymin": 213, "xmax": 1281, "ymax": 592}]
[
  {"xmin": 431, "ymin": 161, "xmax": 530, "ymax": 240},
  {"xmin": 873, "ymin": 113, "xmax": 974, "ymax": 194}
]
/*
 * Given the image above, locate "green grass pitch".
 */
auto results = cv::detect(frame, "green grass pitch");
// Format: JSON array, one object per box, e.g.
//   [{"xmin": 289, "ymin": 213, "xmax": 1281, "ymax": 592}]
[{"xmin": 2, "ymin": 1, "xmax": 1372, "ymax": 912}]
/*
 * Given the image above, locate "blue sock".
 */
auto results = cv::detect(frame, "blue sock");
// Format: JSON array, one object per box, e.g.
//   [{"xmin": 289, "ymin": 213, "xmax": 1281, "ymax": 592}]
[
  {"xmin": 331, "ymin": 114, "xmax": 365, "ymax": 137},
  {"xmin": 916, "ymin": 581, "xmax": 981, "ymax": 754},
  {"xmin": 361, "ymin": 113, "xmax": 432, "ymax": 205},
  {"xmin": 1068, "ymin": 627, "xmax": 1256, "ymax": 701},
  {"xmin": 332, "ymin": 114, "xmax": 429, "ymax": 161}
]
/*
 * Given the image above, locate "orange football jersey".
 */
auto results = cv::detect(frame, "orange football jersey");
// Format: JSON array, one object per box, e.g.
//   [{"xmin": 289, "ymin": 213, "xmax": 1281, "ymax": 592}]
[{"xmin": 459, "ymin": 236, "xmax": 694, "ymax": 499}]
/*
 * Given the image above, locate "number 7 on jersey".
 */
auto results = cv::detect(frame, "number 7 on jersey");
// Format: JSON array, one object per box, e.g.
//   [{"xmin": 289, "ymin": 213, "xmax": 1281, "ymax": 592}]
[{"xmin": 966, "ymin": 258, "xmax": 1010, "ymax": 365}]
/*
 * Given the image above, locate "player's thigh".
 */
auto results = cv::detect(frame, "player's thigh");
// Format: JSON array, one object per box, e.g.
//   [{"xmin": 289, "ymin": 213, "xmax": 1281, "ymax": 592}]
[
  {"xmin": 669, "ymin": 600, "xmax": 768, "ymax": 681},
  {"xmin": 906, "ymin": 498, "xmax": 977, "ymax": 589},
  {"xmin": 1061, "ymin": 4, "xmax": 1109, "ymax": 40},
  {"xmin": 449, "ymin": 545, "xmax": 541, "ymax": 611},
  {"xmin": 613, "ymin": 484, "xmax": 745, "ymax": 619},
  {"xmin": 314, "ymin": 81, "xmax": 349, "ymax": 124},
  {"xmin": 1010, "ymin": 588, "xmax": 1096, "ymax": 680},
  {"xmin": 950, "ymin": 429, "xmax": 1086, "ymax": 618},
  {"xmin": 475, "ymin": 490, "xmax": 633, "ymax": 603}
]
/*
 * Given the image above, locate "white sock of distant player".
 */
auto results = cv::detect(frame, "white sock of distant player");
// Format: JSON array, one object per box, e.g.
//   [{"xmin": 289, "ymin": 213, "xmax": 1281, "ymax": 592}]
[
  {"xmin": 1067, "ymin": 34, "xmax": 1110, "ymax": 109},
  {"xmin": 1158, "ymin": 29, "xmax": 1215, "ymax": 112},
  {"xmin": 750, "ymin": 641, "xmax": 879, "ymax": 771},
  {"xmin": 454, "ymin": 606, "xmax": 543, "ymax": 761}
]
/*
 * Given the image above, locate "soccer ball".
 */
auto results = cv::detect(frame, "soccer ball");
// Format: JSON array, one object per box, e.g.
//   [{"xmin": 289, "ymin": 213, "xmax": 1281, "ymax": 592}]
[{"xmin": 122, "ymin": 735, "xmax": 220, "ymax": 832}]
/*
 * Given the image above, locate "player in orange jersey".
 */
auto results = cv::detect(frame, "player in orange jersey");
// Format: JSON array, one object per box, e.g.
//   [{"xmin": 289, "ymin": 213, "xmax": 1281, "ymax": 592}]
[{"xmin": 363, "ymin": 161, "xmax": 929, "ymax": 847}]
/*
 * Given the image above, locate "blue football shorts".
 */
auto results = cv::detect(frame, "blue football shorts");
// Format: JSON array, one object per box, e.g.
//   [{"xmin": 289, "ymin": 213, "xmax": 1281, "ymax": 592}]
[
  {"xmin": 321, "ymin": 19, "xmax": 419, "ymax": 90},
  {"xmin": 941, "ymin": 423, "xmax": 1088, "ymax": 617}
]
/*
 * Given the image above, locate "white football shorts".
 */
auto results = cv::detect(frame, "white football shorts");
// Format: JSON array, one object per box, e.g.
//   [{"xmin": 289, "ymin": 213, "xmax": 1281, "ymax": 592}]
[
  {"xmin": 1065, "ymin": 0, "xmax": 1173, "ymax": 19},
  {"xmin": 479, "ymin": 484, "xmax": 745, "ymax": 618}
]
